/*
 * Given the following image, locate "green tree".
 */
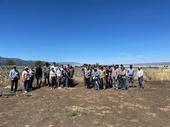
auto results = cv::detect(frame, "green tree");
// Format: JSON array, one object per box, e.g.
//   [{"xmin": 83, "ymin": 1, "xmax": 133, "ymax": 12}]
[
  {"xmin": 5, "ymin": 60, "xmax": 16, "ymax": 66},
  {"xmin": 33, "ymin": 61, "xmax": 45, "ymax": 67},
  {"xmin": 95, "ymin": 63, "xmax": 100, "ymax": 67}
]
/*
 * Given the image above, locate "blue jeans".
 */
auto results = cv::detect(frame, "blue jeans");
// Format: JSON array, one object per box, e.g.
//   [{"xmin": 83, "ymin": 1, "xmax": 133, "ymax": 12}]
[
  {"xmin": 117, "ymin": 76, "xmax": 121, "ymax": 89},
  {"xmin": 109, "ymin": 78, "xmax": 113, "ymax": 88},
  {"xmin": 121, "ymin": 77, "xmax": 126, "ymax": 90},
  {"xmin": 64, "ymin": 77, "xmax": 69, "ymax": 88},
  {"xmin": 93, "ymin": 79, "xmax": 100, "ymax": 90},
  {"xmin": 24, "ymin": 80, "xmax": 30, "ymax": 92}
]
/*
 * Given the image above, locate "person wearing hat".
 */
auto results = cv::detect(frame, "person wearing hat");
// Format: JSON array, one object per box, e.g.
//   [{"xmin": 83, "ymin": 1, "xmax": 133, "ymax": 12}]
[
  {"xmin": 22, "ymin": 67, "xmax": 30, "ymax": 93},
  {"xmin": 137, "ymin": 67, "xmax": 144, "ymax": 89},
  {"xmin": 9, "ymin": 66, "xmax": 20, "ymax": 92}
]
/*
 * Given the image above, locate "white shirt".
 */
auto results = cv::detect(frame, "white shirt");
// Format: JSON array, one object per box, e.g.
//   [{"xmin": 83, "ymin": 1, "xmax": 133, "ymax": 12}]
[
  {"xmin": 137, "ymin": 69, "xmax": 144, "ymax": 78},
  {"xmin": 56, "ymin": 69, "xmax": 62, "ymax": 77},
  {"xmin": 50, "ymin": 70, "xmax": 56, "ymax": 79}
]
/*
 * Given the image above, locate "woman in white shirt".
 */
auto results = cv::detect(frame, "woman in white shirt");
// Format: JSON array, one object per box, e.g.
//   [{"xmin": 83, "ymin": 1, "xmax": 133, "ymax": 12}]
[{"xmin": 137, "ymin": 67, "xmax": 144, "ymax": 89}]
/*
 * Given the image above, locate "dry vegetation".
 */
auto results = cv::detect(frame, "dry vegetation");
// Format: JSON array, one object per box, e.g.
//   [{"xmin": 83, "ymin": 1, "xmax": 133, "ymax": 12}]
[
  {"xmin": 0, "ymin": 66, "xmax": 170, "ymax": 127},
  {"xmin": 143, "ymin": 67, "xmax": 170, "ymax": 81},
  {"xmin": 0, "ymin": 66, "xmax": 170, "ymax": 87}
]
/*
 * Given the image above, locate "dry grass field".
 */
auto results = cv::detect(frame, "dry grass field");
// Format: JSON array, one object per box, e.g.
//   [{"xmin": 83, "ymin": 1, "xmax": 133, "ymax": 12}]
[{"xmin": 0, "ymin": 66, "xmax": 170, "ymax": 127}]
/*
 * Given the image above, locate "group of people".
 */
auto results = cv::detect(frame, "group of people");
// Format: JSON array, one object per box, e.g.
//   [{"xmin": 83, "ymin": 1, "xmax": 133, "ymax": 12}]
[
  {"xmin": 82, "ymin": 64, "xmax": 144, "ymax": 90},
  {"xmin": 9, "ymin": 62, "xmax": 75, "ymax": 93},
  {"xmin": 8, "ymin": 63, "xmax": 144, "ymax": 94}
]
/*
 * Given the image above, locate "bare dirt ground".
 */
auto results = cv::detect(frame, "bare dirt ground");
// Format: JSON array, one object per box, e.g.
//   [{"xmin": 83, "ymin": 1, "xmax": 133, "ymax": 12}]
[{"xmin": 0, "ymin": 80, "xmax": 170, "ymax": 127}]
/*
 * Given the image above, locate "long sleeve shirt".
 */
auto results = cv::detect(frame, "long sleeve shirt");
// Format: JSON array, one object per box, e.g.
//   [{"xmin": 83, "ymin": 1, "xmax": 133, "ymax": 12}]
[
  {"xmin": 111, "ymin": 69, "xmax": 117, "ymax": 78},
  {"xmin": 50, "ymin": 70, "xmax": 56, "ymax": 79},
  {"xmin": 92, "ymin": 71, "xmax": 100, "ymax": 80},
  {"xmin": 9, "ymin": 69, "xmax": 20, "ymax": 80},
  {"xmin": 22, "ymin": 70, "xmax": 30, "ymax": 81},
  {"xmin": 137, "ymin": 70, "xmax": 144, "ymax": 78},
  {"xmin": 56, "ymin": 69, "xmax": 62, "ymax": 77}
]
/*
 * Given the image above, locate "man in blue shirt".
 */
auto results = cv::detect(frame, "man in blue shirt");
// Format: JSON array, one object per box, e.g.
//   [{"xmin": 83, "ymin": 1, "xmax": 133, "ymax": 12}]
[{"xmin": 9, "ymin": 66, "xmax": 20, "ymax": 92}]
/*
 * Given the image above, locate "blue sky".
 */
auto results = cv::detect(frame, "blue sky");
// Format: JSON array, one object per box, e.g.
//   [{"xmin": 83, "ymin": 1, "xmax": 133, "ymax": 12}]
[{"xmin": 0, "ymin": 0, "xmax": 170, "ymax": 64}]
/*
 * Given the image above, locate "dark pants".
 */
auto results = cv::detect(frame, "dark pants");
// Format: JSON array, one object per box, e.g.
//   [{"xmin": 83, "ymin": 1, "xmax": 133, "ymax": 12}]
[
  {"xmin": 117, "ymin": 76, "xmax": 121, "ymax": 89},
  {"xmin": 44, "ymin": 73, "xmax": 50, "ymax": 86},
  {"xmin": 128, "ymin": 75, "xmax": 134, "ymax": 87},
  {"xmin": 85, "ymin": 78, "xmax": 91, "ymax": 88},
  {"xmin": 11, "ymin": 78, "xmax": 18, "ymax": 92},
  {"xmin": 100, "ymin": 78, "xmax": 105, "ymax": 89},
  {"xmin": 29, "ymin": 77, "xmax": 34, "ymax": 90},
  {"xmin": 24, "ymin": 80, "xmax": 30, "ymax": 92},
  {"xmin": 120, "ymin": 77, "xmax": 126, "ymax": 90},
  {"xmin": 36, "ymin": 77, "xmax": 42, "ymax": 87},
  {"xmin": 109, "ymin": 78, "xmax": 113, "ymax": 88},
  {"xmin": 138, "ymin": 77, "xmax": 144, "ymax": 88},
  {"xmin": 105, "ymin": 77, "xmax": 110, "ymax": 89},
  {"xmin": 64, "ymin": 77, "xmax": 70, "ymax": 88},
  {"xmin": 51, "ymin": 77, "xmax": 57, "ymax": 87}
]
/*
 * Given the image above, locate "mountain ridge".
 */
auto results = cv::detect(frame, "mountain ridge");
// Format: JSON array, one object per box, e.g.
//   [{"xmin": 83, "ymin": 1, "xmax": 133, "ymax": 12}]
[{"xmin": 0, "ymin": 56, "xmax": 82, "ymax": 66}]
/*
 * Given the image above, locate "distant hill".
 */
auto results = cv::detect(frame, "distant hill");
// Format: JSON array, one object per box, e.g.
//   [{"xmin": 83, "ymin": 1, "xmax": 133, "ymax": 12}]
[
  {"xmin": 0, "ymin": 56, "xmax": 169, "ymax": 67},
  {"xmin": 0, "ymin": 56, "xmax": 34, "ymax": 66},
  {"xmin": 0, "ymin": 56, "xmax": 82, "ymax": 66}
]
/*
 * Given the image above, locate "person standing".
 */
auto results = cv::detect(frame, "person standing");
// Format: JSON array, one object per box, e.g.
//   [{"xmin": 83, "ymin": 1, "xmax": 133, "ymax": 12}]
[
  {"xmin": 116, "ymin": 65, "xmax": 122, "ymax": 89},
  {"xmin": 111, "ymin": 66, "xmax": 118, "ymax": 89},
  {"xmin": 9, "ymin": 66, "xmax": 20, "ymax": 92},
  {"xmin": 56, "ymin": 67, "xmax": 63, "ymax": 88},
  {"xmin": 44, "ymin": 62, "xmax": 50, "ymax": 86},
  {"xmin": 120, "ymin": 66, "xmax": 127, "ymax": 90},
  {"xmin": 105, "ymin": 67, "xmax": 111, "ymax": 89},
  {"xmin": 35, "ymin": 65, "xmax": 43, "ymax": 88},
  {"xmin": 22, "ymin": 67, "xmax": 30, "ymax": 93},
  {"xmin": 69, "ymin": 66, "xmax": 74, "ymax": 78},
  {"xmin": 85, "ymin": 67, "xmax": 91, "ymax": 88},
  {"xmin": 92, "ymin": 68, "xmax": 100, "ymax": 90},
  {"xmin": 137, "ymin": 67, "xmax": 144, "ymax": 89},
  {"xmin": 29, "ymin": 67, "xmax": 35, "ymax": 91},
  {"xmin": 82, "ymin": 66, "xmax": 87, "ymax": 87},
  {"xmin": 63, "ymin": 68, "xmax": 70, "ymax": 88},
  {"xmin": 127, "ymin": 65, "xmax": 135, "ymax": 87},
  {"xmin": 99, "ymin": 67, "xmax": 106, "ymax": 89},
  {"xmin": 50, "ymin": 67, "xmax": 57, "ymax": 88}
]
